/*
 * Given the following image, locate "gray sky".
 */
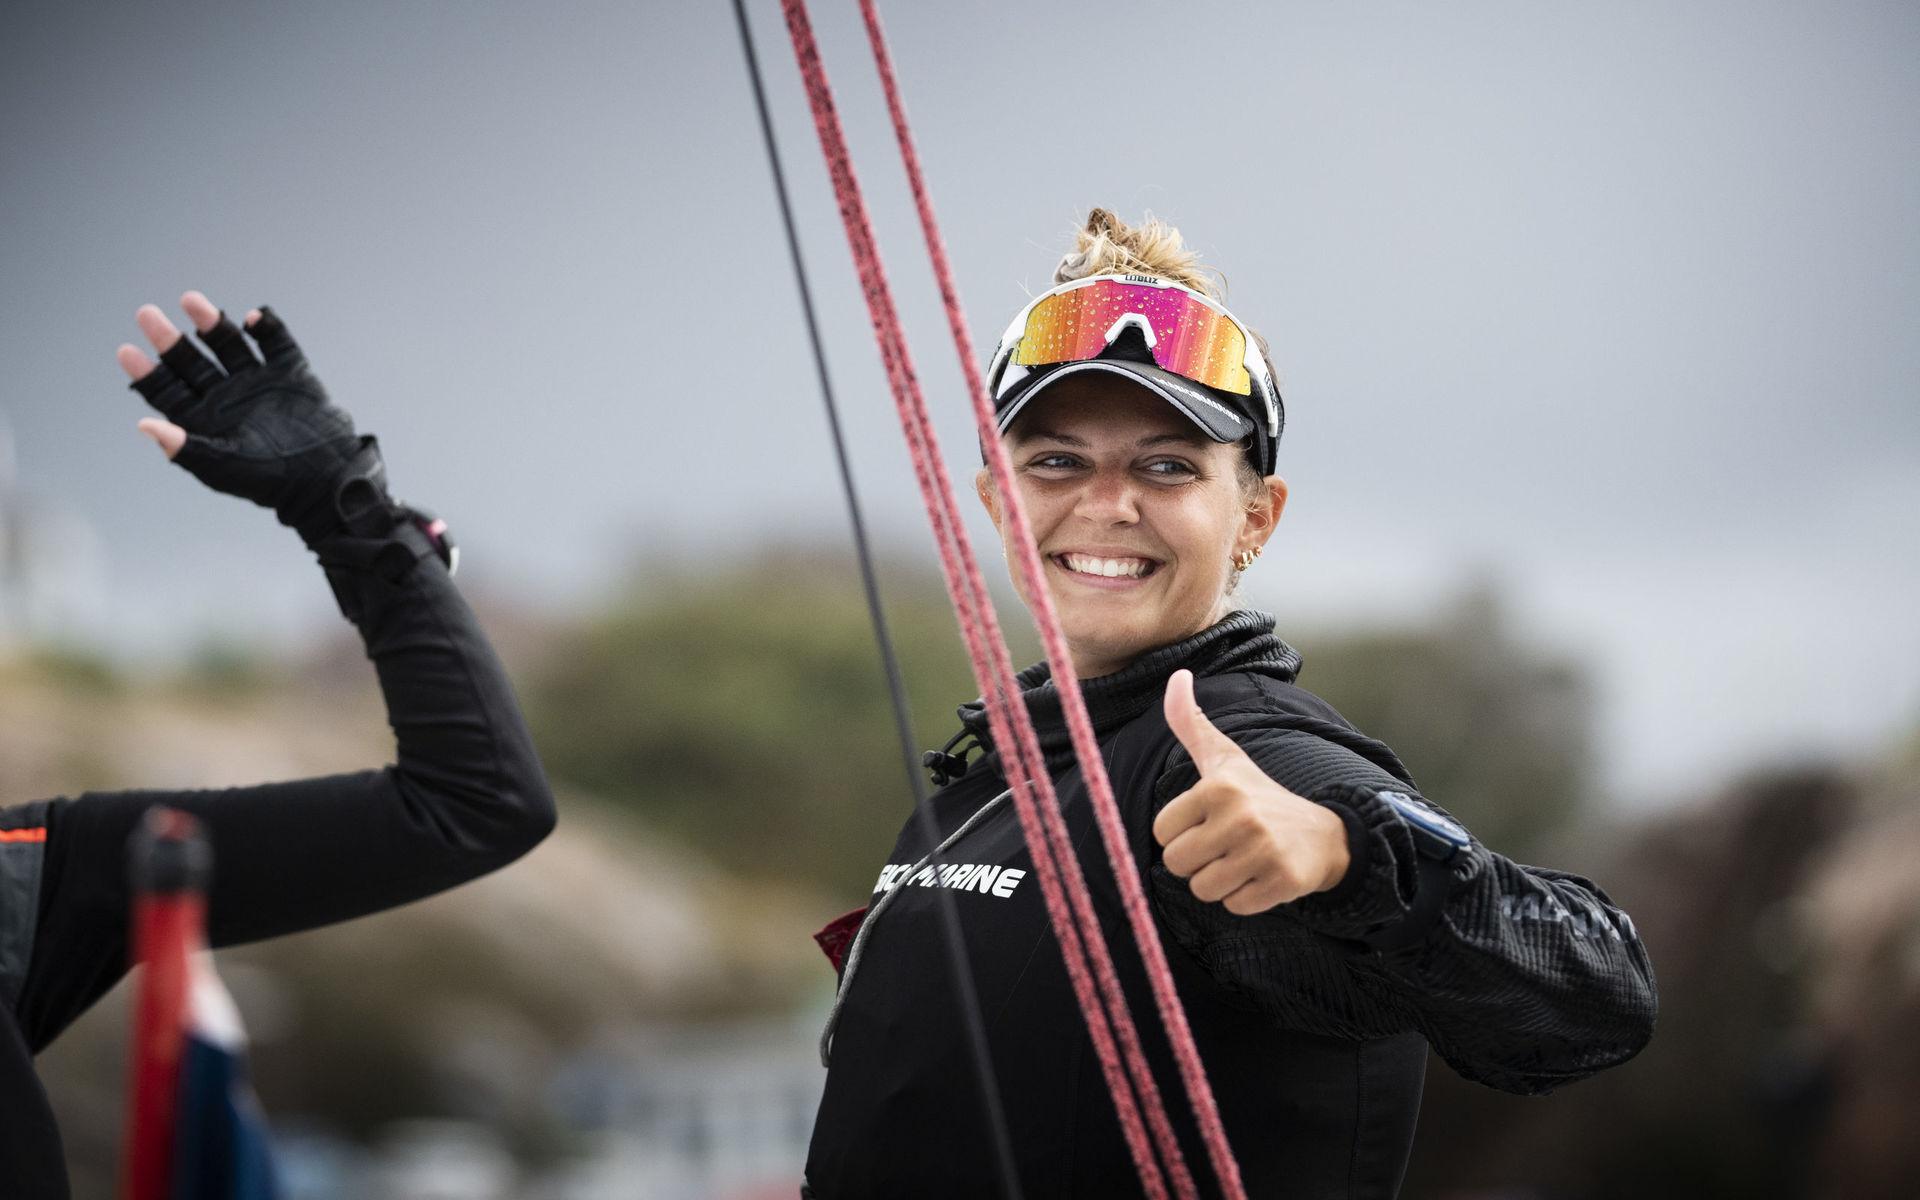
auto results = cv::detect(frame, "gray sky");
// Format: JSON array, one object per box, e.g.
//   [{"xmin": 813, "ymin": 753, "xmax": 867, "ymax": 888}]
[{"xmin": 2, "ymin": 0, "xmax": 1915, "ymax": 806}]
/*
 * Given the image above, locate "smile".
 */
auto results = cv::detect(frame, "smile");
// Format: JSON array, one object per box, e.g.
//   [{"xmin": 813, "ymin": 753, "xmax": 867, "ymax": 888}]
[{"xmin": 1052, "ymin": 553, "xmax": 1161, "ymax": 581}]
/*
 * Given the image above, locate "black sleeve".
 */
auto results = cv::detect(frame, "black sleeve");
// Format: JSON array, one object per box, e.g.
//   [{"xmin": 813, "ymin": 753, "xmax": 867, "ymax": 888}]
[
  {"xmin": 5, "ymin": 527, "xmax": 556, "ymax": 1052},
  {"xmin": 1148, "ymin": 718, "xmax": 1657, "ymax": 1096}
]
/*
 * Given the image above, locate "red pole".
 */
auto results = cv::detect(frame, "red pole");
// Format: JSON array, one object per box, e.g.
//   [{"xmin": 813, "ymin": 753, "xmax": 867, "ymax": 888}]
[{"xmin": 119, "ymin": 807, "xmax": 211, "ymax": 1200}]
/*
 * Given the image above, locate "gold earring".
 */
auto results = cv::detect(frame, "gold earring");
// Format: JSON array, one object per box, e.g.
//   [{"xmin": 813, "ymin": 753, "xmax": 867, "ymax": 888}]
[{"xmin": 1232, "ymin": 546, "xmax": 1261, "ymax": 572}]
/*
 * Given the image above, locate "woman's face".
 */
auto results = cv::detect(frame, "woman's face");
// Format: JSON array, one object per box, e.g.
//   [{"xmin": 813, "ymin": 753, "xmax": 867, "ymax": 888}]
[{"xmin": 976, "ymin": 375, "xmax": 1286, "ymax": 679}]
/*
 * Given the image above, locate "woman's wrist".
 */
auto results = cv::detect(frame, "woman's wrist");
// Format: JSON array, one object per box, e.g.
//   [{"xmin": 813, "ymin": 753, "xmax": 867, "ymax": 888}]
[{"xmin": 1312, "ymin": 800, "xmax": 1354, "ymax": 894}]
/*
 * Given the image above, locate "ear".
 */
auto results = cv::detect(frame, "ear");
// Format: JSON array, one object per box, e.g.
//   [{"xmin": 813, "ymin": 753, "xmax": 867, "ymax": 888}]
[
  {"xmin": 1239, "ymin": 474, "xmax": 1288, "ymax": 550},
  {"xmin": 975, "ymin": 468, "xmax": 1003, "ymax": 532}
]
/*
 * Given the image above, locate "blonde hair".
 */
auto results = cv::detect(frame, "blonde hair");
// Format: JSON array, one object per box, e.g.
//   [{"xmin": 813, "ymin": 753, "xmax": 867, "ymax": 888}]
[{"xmin": 1051, "ymin": 208, "xmax": 1226, "ymax": 300}]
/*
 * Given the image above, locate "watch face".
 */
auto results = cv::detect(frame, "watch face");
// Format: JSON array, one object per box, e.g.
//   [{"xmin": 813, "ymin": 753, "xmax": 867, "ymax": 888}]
[{"xmin": 1379, "ymin": 790, "xmax": 1471, "ymax": 849}]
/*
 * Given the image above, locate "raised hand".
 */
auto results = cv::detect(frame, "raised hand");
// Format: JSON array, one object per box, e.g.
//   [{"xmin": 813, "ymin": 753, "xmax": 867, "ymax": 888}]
[
  {"xmin": 1151, "ymin": 668, "xmax": 1352, "ymax": 916},
  {"xmin": 116, "ymin": 292, "xmax": 378, "ymax": 547}
]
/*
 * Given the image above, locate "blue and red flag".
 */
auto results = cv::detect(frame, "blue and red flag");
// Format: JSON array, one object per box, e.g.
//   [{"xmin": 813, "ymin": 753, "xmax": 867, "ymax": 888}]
[{"xmin": 120, "ymin": 808, "xmax": 280, "ymax": 1200}]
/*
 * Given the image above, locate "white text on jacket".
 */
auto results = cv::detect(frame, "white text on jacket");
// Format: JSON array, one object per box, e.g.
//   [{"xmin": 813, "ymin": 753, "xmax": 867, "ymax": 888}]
[{"xmin": 873, "ymin": 862, "xmax": 1028, "ymax": 898}]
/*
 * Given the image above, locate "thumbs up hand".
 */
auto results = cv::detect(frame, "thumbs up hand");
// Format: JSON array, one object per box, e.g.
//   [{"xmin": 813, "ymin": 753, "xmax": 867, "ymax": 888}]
[{"xmin": 1151, "ymin": 670, "xmax": 1352, "ymax": 916}]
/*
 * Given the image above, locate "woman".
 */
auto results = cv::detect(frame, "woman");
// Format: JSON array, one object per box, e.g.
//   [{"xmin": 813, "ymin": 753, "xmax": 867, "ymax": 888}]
[
  {"xmin": 0, "ymin": 293, "xmax": 556, "ymax": 1198},
  {"xmin": 803, "ymin": 212, "xmax": 1657, "ymax": 1199}
]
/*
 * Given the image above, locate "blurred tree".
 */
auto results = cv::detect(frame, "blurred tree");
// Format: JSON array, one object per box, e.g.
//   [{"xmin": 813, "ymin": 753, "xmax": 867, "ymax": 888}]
[
  {"xmin": 20, "ymin": 643, "xmax": 122, "ymax": 696},
  {"xmin": 524, "ymin": 547, "xmax": 1035, "ymax": 898},
  {"xmin": 1295, "ymin": 577, "xmax": 1595, "ymax": 859},
  {"xmin": 177, "ymin": 634, "xmax": 280, "ymax": 701}
]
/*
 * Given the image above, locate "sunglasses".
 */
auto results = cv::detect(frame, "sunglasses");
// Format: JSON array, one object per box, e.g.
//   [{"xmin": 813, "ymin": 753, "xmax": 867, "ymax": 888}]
[{"xmin": 984, "ymin": 273, "xmax": 1282, "ymax": 440}]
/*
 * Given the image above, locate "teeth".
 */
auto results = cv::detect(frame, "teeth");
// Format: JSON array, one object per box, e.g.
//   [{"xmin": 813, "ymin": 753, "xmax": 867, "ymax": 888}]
[{"xmin": 1060, "ymin": 554, "xmax": 1152, "ymax": 579}]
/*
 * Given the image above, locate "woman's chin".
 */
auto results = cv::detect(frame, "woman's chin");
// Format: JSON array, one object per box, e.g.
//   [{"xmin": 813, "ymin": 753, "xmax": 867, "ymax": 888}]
[
  {"xmin": 1056, "ymin": 613, "xmax": 1161, "ymax": 676},
  {"xmin": 1033, "ymin": 569, "xmax": 1199, "ymax": 675}
]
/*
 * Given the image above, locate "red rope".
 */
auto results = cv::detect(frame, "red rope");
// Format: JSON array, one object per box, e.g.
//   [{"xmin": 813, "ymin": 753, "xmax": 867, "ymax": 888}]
[
  {"xmin": 776, "ymin": 3, "xmax": 1173, "ymax": 1195},
  {"xmin": 778, "ymin": 3, "xmax": 1252, "ymax": 1197},
  {"xmin": 854, "ymin": 5, "xmax": 1249, "ymax": 1196}
]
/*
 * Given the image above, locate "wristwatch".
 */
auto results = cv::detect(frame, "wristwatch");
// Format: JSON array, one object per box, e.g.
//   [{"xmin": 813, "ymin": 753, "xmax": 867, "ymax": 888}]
[
  {"xmin": 1378, "ymin": 790, "xmax": 1470, "ymax": 862},
  {"xmin": 1355, "ymin": 789, "xmax": 1471, "ymax": 953}
]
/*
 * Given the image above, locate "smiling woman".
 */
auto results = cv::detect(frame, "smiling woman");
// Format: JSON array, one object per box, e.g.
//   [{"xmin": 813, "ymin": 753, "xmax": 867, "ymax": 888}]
[
  {"xmin": 802, "ymin": 211, "xmax": 1659, "ymax": 1200},
  {"xmin": 978, "ymin": 379, "xmax": 1283, "ymax": 678}
]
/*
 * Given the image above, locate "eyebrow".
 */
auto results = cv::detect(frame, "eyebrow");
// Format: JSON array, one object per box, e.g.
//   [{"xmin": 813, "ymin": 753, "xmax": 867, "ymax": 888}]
[{"xmin": 1015, "ymin": 428, "xmax": 1207, "ymax": 449}]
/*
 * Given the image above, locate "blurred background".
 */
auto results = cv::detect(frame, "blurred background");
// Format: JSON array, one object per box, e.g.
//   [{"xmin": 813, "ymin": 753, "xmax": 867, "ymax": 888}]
[{"xmin": 3, "ymin": 0, "xmax": 1915, "ymax": 1196}]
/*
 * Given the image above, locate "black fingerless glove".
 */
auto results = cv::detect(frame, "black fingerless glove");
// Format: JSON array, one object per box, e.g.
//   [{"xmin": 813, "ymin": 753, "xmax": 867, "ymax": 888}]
[{"xmin": 130, "ymin": 307, "xmax": 456, "ymax": 620}]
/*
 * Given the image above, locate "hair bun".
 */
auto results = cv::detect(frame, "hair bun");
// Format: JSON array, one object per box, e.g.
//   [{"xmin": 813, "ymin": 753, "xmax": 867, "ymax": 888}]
[{"xmin": 1051, "ymin": 208, "xmax": 1224, "ymax": 301}]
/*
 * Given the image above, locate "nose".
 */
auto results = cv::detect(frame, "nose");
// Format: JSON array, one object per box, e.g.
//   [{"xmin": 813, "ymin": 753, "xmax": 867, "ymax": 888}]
[{"xmin": 1071, "ymin": 466, "xmax": 1142, "ymax": 526}]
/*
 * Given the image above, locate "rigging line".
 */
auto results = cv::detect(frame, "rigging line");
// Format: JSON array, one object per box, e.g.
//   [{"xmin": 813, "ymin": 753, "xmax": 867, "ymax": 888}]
[
  {"xmin": 770, "ymin": 2, "xmax": 1142, "ymax": 1179},
  {"xmin": 852, "ymin": 2, "xmax": 1248, "ymax": 1194},
  {"xmin": 771, "ymin": 5, "xmax": 1171, "ymax": 1194},
  {"xmin": 771, "ymin": 1, "xmax": 1170, "ymax": 1193},
  {"xmin": 851, "ymin": 2, "xmax": 1198, "ymax": 1193},
  {"xmin": 727, "ymin": 1, "xmax": 1023, "ymax": 1195},
  {"xmin": 846, "ymin": 0, "xmax": 1223, "ymax": 1193},
  {"xmin": 773, "ymin": 1, "xmax": 1182, "ymax": 1195}
]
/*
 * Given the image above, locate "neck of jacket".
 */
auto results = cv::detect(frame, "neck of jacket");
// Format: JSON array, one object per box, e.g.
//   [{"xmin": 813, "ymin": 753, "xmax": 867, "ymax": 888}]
[{"xmin": 933, "ymin": 609, "xmax": 1302, "ymax": 784}]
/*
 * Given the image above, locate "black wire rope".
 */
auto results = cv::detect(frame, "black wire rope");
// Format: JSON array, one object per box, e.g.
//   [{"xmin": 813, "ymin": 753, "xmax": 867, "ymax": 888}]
[{"xmin": 727, "ymin": 2, "xmax": 1023, "ymax": 1195}]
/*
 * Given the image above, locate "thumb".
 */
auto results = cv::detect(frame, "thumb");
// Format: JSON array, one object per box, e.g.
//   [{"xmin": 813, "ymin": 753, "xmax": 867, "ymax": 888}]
[
  {"xmin": 1164, "ymin": 669, "xmax": 1246, "ymax": 776},
  {"xmin": 136, "ymin": 418, "xmax": 187, "ymax": 460}
]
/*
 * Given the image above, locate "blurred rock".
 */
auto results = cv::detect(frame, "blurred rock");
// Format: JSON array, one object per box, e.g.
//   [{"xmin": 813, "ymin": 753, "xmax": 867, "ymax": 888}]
[{"xmin": 1798, "ymin": 739, "xmax": 1920, "ymax": 1200}]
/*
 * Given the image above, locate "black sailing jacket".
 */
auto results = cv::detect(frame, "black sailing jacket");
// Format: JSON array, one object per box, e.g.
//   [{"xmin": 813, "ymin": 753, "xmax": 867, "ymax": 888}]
[
  {"xmin": 805, "ymin": 610, "xmax": 1656, "ymax": 1199},
  {"xmin": 0, "ymin": 522, "xmax": 556, "ymax": 1199}
]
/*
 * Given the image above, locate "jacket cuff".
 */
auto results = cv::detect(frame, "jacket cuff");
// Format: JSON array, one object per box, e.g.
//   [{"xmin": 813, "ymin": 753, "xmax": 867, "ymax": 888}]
[
  {"xmin": 311, "ymin": 520, "xmax": 444, "ymax": 624},
  {"xmin": 1290, "ymin": 781, "xmax": 1425, "ymax": 941}
]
